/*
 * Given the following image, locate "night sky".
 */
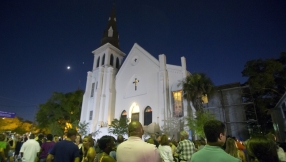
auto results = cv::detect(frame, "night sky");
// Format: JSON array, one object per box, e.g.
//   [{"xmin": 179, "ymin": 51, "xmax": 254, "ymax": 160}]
[{"xmin": 1, "ymin": 0, "xmax": 285, "ymax": 121}]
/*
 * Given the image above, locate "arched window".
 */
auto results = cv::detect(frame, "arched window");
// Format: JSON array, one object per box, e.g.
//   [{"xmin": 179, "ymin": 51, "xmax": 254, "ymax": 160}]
[
  {"xmin": 96, "ymin": 57, "xmax": 100, "ymax": 67},
  {"xmin": 144, "ymin": 106, "xmax": 152, "ymax": 126},
  {"xmin": 120, "ymin": 110, "xmax": 127, "ymax": 121},
  {"xmin": 102, "ymin": 54, "xmax": 105, "ymax": 65},
  {"xmin": 110, "ymin": 54, "xmax": 114, "ymax": 66},
  {"xmin": 116, "ymin": 57, "xmax": 120, "ymax": 69}
]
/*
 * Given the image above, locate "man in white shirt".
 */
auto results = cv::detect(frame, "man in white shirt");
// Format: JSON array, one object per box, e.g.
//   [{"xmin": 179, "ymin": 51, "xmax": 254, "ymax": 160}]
[
  {"xmin": 20, "ymin": 133, "xmax": 41, "ymax": 162},
  {"xmin": 116, "ymin": 121, "xmax": 161, "ymax": 162}
]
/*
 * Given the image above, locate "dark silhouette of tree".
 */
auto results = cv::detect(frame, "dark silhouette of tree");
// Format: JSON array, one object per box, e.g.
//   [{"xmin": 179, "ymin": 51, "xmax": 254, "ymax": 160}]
[{"xmin": 242, "ymin": 52, "xmax": 286, "ymax": 132}]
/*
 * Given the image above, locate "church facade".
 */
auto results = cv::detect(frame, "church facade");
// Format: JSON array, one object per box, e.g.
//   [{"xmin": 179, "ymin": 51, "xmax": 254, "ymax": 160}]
[{"xmin": 80, "ymin": 7, "xmax": 192, "ymax": 136}]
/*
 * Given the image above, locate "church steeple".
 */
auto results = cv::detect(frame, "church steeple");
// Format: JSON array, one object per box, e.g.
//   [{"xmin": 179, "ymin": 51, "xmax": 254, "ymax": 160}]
[{"xmin": 100, "ymin": 5, "xmax": 120, "ymax": 49}]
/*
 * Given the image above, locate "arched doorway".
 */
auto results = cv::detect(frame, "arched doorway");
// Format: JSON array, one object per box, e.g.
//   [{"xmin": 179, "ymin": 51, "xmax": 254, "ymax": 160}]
[
  {"xmin": 131, "ymin": 104, "xmax": 140, "ymax": 122},
  {"xmin": 144, "ymin": 106, "xmax": 152, "ymax": 126}
]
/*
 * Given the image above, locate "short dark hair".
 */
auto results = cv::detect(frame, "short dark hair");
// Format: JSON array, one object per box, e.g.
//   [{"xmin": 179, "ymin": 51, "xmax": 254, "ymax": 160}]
[
  {"xmin": 160, "ymin": 135, "xmax": 169, "ymax": 146},
  {"xmin": 247, "ymin": 135, "xmax": 279, "ymax": 162},
  {"xmin": 46, "ymin": 134, "xmax": 53, "ymax": 141},
  {"xmin": 204, "ymin": 120, "xmax": 225, "ymax": 143},
  {"xmin": 66, "ymin": 129, "xmax": 77, "ymax": 138},
  {"xmin": 29, "ymin": 134, "xmax": 35, "ymax": 139},
  {"xmin": 98, "ymin": 135, "xmax": 113, "ymax": 150}
]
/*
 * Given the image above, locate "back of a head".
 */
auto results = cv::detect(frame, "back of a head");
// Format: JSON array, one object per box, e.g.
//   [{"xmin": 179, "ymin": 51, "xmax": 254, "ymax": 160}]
[
  {"xmin": 98, "ymin": 135, "xmax": 112, "ymax": 150},
  {"xmin": 180, "ymin": 130, "xmax": 189, "ymax": 140},
  {"xmin": 46, "ymin": 134, "xmax": 53, "ymax": 141},
  {"xmin": 204, "ymin": 120, "xmax": 225, "ymax": 143},
  {"xmin": 67, "ymin": 129, "xmax": 77, "ymax": 138},
  {"xmin": 29, "ymin": 134, "xmax": 35, "ymax": 139},
  {"xmin": 117, "ymin": 135, "xmax": 124, "ymax": 143},
  {"xmin": 160, "ymin": 135, "xmax": 169, "ymax": 146},
  {"xmin": 247, "ymin": 135, "xmax": 279, "ymax": 162},
  {"xmin": 225, "ymin": 138, "xmax": 238, "ymax": 158},
  {"xmin": 128, "ymin": 121, "xmax": 143, "ymax": 137}
]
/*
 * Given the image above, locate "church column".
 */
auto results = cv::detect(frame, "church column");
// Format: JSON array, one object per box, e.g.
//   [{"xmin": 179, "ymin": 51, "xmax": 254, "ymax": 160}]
[
  {"xmin": 80, "ymin": 71, "xmax": 93, "ymax": 123},
  {"xmin": 158, "ymin": 54, "xmax": 170, "ymax": 128},
  {"xmin": 181, "ymin": 57, "xmax": 187, "ymax": 79},
  {"xmin": 93, "ymin": 67, "xmax": 104, "ymax": 132}
]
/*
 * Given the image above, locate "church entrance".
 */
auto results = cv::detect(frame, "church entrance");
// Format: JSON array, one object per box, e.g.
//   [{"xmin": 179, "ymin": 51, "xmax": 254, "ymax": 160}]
[
  {"xmin": 131, "ymin": 113, "xmax": 139, "ymax": 121},
  {"xmin": 131, "ymin": 104, "xmax": 140, "ymax": 122}
]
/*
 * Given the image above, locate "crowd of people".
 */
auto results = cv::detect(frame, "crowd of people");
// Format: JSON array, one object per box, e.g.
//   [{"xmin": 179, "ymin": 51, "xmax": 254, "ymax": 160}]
[{"xmin": 0, "ymin": 119, "xmax": 285, "ymax": 162}]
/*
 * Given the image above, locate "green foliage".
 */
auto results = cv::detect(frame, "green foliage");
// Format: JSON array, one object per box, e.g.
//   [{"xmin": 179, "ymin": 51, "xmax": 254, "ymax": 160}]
[
  {"xmin": 0, "ymin": 117, "xmax": 33, "ymax": 134},
  {"xmin": 161, "ymin": 117, "xmax": 184, "ymax": 137},
  {"xmin": 108, "ymin": 118, "xmax": 128, "ymax": 136},
  {"xmin": 178, "ymin": 73, "xmax": 215, "ymax": 116},
  {"xmin": 36, "ymin": 90, "xmax": 83, "ymax": 133},
  {"xmin": 78, "ymin": 121, "xmax": 89, "ymax": 137},
  {"xmin": 241, "ymin": 53, "xmax": 286, "ymax": 132},
  {"xmin": 186, "ymin": 110, "xmax": 215, "ymax": 139}
]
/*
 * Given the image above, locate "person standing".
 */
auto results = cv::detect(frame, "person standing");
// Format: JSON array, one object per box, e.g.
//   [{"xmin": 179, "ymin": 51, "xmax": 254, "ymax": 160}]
[
  {"xmin": 190, "ymin": 120, "xmax": 240, "ymax": 162},
  {"xmin": 158, "ymin": 135, "xmax": 173, "ymax": 162},
  {"xmin": 46, "ymin": 129, "xmax": 80, "ymax": 162},
  {"xmin": 82, "ymin": 136, "xmax": 96, "ymax": 162},
  {"xmin": 117, "ymin": 121, "xmax": 161, "ymax": 162},
  {"xmin": 39, "ymin": 134, "xmax": 55, "ymax": 162},
  {"xmin": 20, "ymin": 134, "xmax": 41, "ymax": 162},
  {"xmin": 176, "ymin": 130, "xmax": 196, "ymax": 162}
]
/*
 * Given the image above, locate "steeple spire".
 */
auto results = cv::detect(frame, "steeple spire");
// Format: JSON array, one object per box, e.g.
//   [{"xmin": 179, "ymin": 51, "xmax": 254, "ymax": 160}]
[{"xmin": 100, "ymin": 4, "xmax": 120, "ymax": 49}]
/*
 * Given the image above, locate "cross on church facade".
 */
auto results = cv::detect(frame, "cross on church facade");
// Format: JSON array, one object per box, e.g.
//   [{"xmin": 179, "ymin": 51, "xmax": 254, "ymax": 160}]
[{"xmin": 133, "ymin": 78, "xmax": 139, "ymax": 90}]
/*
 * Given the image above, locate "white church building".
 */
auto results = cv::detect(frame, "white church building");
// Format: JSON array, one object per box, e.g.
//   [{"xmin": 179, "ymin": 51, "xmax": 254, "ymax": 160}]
[{"xmin": 80, "ymin": 7, "xmax": 193, "ymax": 137}]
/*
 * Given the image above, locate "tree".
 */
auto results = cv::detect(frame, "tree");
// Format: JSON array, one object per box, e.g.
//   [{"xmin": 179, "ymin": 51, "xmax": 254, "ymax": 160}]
[
  {"xmin": 78, "ymin": 121, "xmax": 89, "ymax": 137},
  {"xmin": 36, "ymin": 90, "xmax": 83, "ymax": 134},
  {"xmin": 242, "ymin": 52, "xmax": 286, "ymax": 132},
  {"xmin": 161, "ymin": 117, "xmax": 184, "ymax": 138},
  {"xmin": 186, "ymin": 110, "xmax": 215, "ymax": 140},
  {"xmin": 178, "ymin": 73, "xmax": 215, "ymax": 117},
  {"xmin": 108, "ymin": 118, "xmax": 128, "ymax": 136},
  {"xmin": 0, "ymin": 117, "xmax": 33, "ymax": 134}
]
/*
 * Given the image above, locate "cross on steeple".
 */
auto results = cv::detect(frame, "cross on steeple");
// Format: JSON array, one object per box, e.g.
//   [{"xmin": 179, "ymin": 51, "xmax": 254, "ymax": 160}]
[{"xmin": 133, "ymin": 78, "xmax": 139, "ymax": 91}]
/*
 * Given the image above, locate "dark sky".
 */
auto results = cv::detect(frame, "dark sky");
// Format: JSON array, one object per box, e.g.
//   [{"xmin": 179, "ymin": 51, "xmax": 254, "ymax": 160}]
[{"xmin": 1, "ymin": 0, "xmax": 285, "ymax": 121}]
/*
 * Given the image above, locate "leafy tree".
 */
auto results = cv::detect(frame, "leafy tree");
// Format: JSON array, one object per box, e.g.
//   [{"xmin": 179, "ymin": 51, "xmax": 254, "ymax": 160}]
[
  {"xmin": 0, "ymin": 117, "xmax": 33, "ymax": 134},
  {"xmin": 108, "ymin": 118, "xmax": 128, "ymax": 136},
  {"xmin": 161, "ymin": 117, "xmax": 184, "ymax": 138},
  {"xmin": 242, "ymin": 52, "xmax": 286, "ymax": 132},
  {"xmin": 186, "ymin": 110, "xmax": 215, "ymax": 140},
  {"xmin": 78, "ymin": 121, "xmax": 89, "ymax": 136},
  {"xmin": 178, "ymin": 73, "xmax": 215, "ymax": 117},
  {"xmin": 36, "ymin": 90, "xmax": 83, "ymax": 133}
]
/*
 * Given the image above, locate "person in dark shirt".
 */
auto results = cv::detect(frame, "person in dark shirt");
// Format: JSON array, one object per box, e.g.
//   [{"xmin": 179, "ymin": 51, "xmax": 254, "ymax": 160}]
[{"xmin": 46, "ymin": 129, "xmax": 80, "ymax": 162}]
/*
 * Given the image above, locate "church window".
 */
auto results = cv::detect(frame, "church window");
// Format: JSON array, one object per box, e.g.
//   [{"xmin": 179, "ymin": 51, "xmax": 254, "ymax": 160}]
[
  {"xmin": 172, "ymin": 90, "xmax": 183, "ymax": 117},
  {"xmin": 116, "ymin": 57, "xmax": 119, "ymax": 69},
  {"xmin": 144, "ymin": 106, "xmax": 152, "ymax": 126},
  {"xmin": 96, "ymin": 81, "xmax": 98, "ymax": 89},
  {"xmin": 120, "ymin": 110, "xmax": 127, "ymax": 120},
  {"xmin": 89, "ymin": 111, "xmax": 93, "ymax": 120},
  {"xmin": 110, "ymin": 54, "xmax": 114, "ymax": 66},
  {"xmin": 102, "ymin": 54, "xmax": 105, "ymax": 65},
  {"xmin": 108, "ymin": 26, "xmax": 113, "ymax": 37},
  {"xmin": 96, "ymin": 57, "xmax": 100, "ymax": 67},
  {"xmin": 91, "ymin": 83, "xmax": 95, "ymax": 97}
]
